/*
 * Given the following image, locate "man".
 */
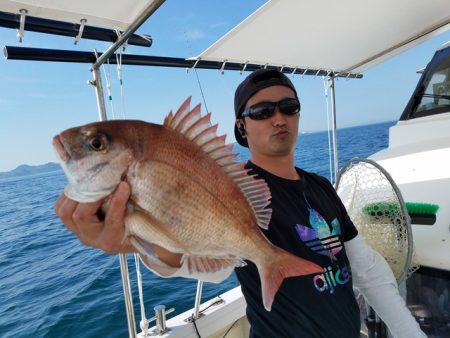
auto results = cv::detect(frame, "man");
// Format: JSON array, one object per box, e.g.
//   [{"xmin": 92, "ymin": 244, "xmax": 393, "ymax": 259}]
[{"xmin": 55, "ymin": 69, "xmax": 425, "ymax": 337}]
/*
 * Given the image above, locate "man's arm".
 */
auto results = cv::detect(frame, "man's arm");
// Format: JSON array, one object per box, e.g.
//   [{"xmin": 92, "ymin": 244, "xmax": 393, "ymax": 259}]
[{"xmin": 345, "ymin": 234, "xmax": 426, "ymax": 338}]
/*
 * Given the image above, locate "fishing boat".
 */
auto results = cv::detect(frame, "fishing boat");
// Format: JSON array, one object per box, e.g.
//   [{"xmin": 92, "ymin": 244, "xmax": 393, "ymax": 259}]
[
  {"xmin": 1, "ymin": 0, "xmax": 449, "ymax": 337},
  {"xmin": 367, "ymin": 41, "xmax": 450, "ymax": 337}
]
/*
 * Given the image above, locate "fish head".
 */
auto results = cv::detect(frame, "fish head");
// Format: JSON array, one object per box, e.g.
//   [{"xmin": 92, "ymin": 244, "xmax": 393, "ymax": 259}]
[{"xmin": 53, "ymin": 121, "xmax": 135, "ymax": 202}]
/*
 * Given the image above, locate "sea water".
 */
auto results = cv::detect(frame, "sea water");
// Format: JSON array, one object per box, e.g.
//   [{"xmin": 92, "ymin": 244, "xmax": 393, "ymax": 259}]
[{"xmin": 0, "ymin": 121, "xmax": 393, "ymax": 337}]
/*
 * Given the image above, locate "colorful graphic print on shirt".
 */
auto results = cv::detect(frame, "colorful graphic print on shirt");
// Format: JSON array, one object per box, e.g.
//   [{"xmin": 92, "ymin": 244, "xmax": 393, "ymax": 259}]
[
  {"xmin": 295, "ymin": 201, "xmax": 351, "ymax": 294},
  {"xmin": 295, "ymin": 207, "xmax": 342, "ymax": 261}
]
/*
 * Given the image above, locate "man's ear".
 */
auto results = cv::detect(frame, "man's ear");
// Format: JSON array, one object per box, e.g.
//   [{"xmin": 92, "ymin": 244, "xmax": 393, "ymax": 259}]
[{"xmin": 236, "ymin": 119, "xmax": 246, "ymax": 137}]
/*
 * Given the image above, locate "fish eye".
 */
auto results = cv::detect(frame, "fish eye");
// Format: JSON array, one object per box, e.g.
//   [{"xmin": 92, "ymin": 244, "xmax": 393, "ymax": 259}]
[{"xmin": 88, "ymin": 136, "xmax": 106, "ymax": 151}]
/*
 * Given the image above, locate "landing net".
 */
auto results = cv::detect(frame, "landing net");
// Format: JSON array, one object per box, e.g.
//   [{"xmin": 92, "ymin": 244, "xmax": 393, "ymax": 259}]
[{"xmin": 336, "ymin": 158, "xmax": 418, "ymax": 284}]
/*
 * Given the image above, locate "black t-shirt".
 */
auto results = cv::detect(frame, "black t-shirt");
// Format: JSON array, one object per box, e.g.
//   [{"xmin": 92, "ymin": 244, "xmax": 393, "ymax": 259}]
[{"xmin": 235, "ymin": 162, "xmax": 360, "ymax": 338}]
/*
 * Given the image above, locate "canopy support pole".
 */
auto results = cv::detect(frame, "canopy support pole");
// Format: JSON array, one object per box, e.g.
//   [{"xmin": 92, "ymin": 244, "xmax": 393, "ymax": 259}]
[
  {"xmin": 92, "ymin": 0, "xmax": 165, "ymax": 71},
  {"xmin": 91, "ymin": 64, "xmax": 135, "ymax": 337},
  {"xmin": 193, "ymin": 281, "xmax": 204, "ymax": 319},
  {"xmin": 329, "ymin": 74, "xmax": 339, "ymax": 184},
  {"xmin": 90, "ymin": 0, "xmax": 165, "ymax": 120},
  {"xmin": 89, "ymin": 3, "xmax": 165, "ymax": 337},
  {"xmin": 92, "ymin": 68, "xmax": 107, "ymax": 121},
  {"xmin": 120, "ymin": 254, "xmax": 137, "ymax": 338}
]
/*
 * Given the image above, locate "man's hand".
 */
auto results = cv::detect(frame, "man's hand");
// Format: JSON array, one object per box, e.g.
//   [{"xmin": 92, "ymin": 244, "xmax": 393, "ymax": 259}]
[
  {"xmin": 54, "ymin": 181, "xmax": 136, "ymax": 254},
  {"xmin": 55, "ymin": 181, "xmax": 183, "ymax": 268}
]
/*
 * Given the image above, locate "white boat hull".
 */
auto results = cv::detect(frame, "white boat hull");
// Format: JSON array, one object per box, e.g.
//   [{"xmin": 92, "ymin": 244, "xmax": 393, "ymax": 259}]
[
  {"xmin": 142, "ymin": 286, "xmax": 249, "ymax": 338},
  {"xmin": 370, "ymin": 113, "xmax": 450, "ymax": 271}
]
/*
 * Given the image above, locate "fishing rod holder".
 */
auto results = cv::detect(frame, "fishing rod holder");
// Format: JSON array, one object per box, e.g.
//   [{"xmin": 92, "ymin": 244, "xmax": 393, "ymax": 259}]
[
  {"xmin": 3, "ymin": 46, "xmax": 363, "ymax": 79},
  {"xmin": 0, "ymin": 11, "xmax": 152, "ymax": 46}
]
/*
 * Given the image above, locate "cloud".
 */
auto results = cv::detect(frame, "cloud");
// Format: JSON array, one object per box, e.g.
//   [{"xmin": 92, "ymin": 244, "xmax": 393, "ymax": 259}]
[
  {"xmin": 1, "ymin": 75, "xmax": 46, "ymax": 85},
  {"xmin": 209, "ymin": 22, "xmax": 227, "ymax": 29},
  {"xmin": 183, "ymin": 29, "xmax": 206, "ymax": 41}
]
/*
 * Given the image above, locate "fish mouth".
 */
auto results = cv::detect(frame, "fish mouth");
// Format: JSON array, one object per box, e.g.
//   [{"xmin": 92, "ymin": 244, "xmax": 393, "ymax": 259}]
[{"xmin": 52, "ymin": 135, "xmax": 70, "ymax": 162}]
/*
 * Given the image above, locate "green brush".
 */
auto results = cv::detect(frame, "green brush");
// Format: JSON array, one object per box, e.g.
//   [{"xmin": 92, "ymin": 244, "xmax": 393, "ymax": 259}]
[
  {"xmin": 405, "ymin": 202, "xmax": 439, "ymax": 215},
  {"xmin": 363, "ymin": 202, "xmax": 439, "ymax": 225},
  {"xmin": 405, "ymin": 202, "xmax": 439, "ymax": 225}
]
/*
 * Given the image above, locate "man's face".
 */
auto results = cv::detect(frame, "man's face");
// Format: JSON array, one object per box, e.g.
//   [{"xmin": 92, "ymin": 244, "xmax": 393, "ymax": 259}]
[{"xmin": 238, "ymin": 85, "xmax": 299, "ymax": 158}]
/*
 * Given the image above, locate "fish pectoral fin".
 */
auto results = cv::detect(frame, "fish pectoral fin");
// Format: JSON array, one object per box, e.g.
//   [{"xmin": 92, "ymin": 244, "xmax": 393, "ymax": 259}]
[
  {"xmin": 125, "ymin": 210, "xmax": 192, "ymax": 255},
  {"xmin": 130, "ymin": 235, "xmax": 185, "ymax": 271},
  {"xmin": 129, "ymin": 235, "xmax": 157, "ymax": 259},
  {"xmin": 182, "ymin": 255, "xmax": 245, "ymax": 274}
]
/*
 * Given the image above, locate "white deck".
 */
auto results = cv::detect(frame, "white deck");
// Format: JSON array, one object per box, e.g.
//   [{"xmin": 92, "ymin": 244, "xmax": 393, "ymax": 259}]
[{"xmin": 141, "ymin": 286, "xmax": 249, "ymax": 338}]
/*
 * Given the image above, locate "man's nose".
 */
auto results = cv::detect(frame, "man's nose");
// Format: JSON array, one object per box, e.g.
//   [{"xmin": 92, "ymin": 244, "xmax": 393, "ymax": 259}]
[{"xmin": 271, "ymin": 108, "xmax": 286, "ymax": 126}]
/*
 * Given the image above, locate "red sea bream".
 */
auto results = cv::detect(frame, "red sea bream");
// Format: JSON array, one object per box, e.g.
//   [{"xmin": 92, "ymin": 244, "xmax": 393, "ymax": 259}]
[{"xmin": 52, "ymin": 97, "xmax": 322, "ymax": 310}]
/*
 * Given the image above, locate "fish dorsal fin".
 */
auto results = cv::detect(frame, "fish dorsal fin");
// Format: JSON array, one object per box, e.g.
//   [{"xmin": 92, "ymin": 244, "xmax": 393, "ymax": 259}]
[{"xmin": 164, "ymin": 98, "xmax": 272, "ymax": 230}]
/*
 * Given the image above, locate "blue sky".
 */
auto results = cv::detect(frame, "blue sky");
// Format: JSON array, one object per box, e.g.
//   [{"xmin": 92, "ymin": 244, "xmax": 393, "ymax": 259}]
[{"xmin": 0, "ymin": 0, "xmax": 449, "ymax": 172}]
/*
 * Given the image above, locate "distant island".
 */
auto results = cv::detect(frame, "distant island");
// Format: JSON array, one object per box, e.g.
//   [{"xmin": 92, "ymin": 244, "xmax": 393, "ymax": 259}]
[{"xmin": 0, "ymin": 162, "xmax": 62, "ymax": 179}]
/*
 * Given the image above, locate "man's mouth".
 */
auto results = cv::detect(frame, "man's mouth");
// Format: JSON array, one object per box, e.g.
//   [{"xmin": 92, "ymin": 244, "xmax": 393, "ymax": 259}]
[{"xmin": 273, "ymin": 129, "xmax": 290, "ymax": 136}]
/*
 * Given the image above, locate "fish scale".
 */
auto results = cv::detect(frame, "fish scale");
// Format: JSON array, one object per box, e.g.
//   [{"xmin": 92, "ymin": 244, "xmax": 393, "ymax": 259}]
[
  {"xmin": 129, "ymin": 163, "xmax": 245, "ymax": 254},
  {"xmin": 131, "ymin": 128, "xmax": 256, "ymax": 229}
]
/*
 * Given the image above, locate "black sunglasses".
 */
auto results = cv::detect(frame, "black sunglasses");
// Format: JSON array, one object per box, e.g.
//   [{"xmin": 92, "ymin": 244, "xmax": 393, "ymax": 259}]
[{"xmin": 240, "ymin": 98, "xmax": 300, "ymax": 120}]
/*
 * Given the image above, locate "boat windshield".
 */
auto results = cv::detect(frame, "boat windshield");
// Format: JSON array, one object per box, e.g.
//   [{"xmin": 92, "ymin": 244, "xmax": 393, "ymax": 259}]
[{"xmin": 401, "ymin": 44, "xmax": 450, "ymax": 120}]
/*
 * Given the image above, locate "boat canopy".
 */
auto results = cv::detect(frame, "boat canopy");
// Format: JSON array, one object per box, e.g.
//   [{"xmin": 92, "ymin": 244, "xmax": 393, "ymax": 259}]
[
  {"xmin": 197, "ymin": 0, "xmax": 450, "ymax": 75},
  {"xmin": 0, "ymin": 0, "xmax": 159, "ymax": 31},
  {"xmin": 2, "ymin": 0, "xmax": 449, "ymax": 76}
]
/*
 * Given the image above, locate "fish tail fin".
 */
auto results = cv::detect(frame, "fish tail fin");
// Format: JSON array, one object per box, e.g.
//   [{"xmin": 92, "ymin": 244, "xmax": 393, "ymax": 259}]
[{"xmin": 258, "ymin": 250, "xmax": 322, "ymax": 311}]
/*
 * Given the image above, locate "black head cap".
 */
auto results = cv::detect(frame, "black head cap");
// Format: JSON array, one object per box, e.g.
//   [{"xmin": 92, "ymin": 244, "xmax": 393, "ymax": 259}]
[{"xmin": 234, "ymin": 69, "xmax": 298, "ymax": 147}]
